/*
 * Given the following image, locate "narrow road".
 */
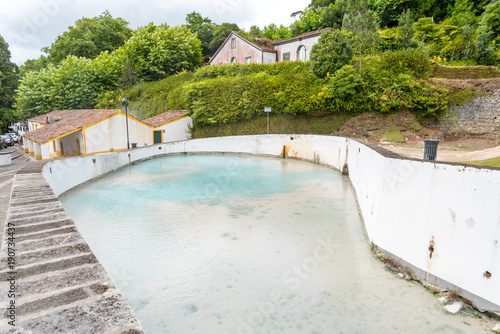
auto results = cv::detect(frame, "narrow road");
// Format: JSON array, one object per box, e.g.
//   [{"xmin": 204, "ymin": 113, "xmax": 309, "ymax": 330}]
[{"xmin": 0, "ymin": 145, "xmax": 32, "ymax": 244}]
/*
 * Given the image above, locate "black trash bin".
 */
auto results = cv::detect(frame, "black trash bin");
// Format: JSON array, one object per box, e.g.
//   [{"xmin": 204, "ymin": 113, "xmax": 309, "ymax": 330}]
[
  {"xmin": 423, "ymin": 139, "xmax": 440, "ymax": 160},
  {"xmin": 131, "ymin": 143, "xmax": 137, "ymax": 149}
]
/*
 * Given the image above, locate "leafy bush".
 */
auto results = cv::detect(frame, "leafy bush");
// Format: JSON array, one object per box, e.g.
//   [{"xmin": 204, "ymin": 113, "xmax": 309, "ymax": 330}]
[
  {"xmin": 309, "ymin": 30, "xmax": 353, "ymax": 78},
  {"xmin": 377, "ymin": 48, "xmax": 432, "ymax": 78},
  {"xmin": 184, "ymin": 68, "xmax": 328, "ymax": 124}
]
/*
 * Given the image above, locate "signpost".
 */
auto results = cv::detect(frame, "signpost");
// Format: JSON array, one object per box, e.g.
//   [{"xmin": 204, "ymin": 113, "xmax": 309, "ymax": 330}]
[{"xmin": 265, "ymin": 107, "xmax": 271, "ymax": 134}]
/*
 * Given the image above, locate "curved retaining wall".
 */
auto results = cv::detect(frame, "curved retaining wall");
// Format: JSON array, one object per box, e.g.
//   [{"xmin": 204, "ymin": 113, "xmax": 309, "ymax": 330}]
[{"xmin": 43, "ymin": 135, "xmax": 500, "ymax": 313}]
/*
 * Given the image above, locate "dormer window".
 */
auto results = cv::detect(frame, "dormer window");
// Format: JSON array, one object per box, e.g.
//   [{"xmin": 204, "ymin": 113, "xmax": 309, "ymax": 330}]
[{"xmin": 231, "ymin": 38, "xmax": 236, "ymax": 49}]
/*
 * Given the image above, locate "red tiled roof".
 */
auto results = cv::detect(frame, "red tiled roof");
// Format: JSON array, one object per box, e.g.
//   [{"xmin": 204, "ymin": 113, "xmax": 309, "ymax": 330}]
[
  {"xmin": 143, "ymin": 111, "xmax": 189, "ymax": 128},
  {"xmin": 272, "ymin": 28, "xmax": 332, "ymax": 46},
  {"xmin": 25, "ymin": 109, "xmax": 119, "ymax": 143}
]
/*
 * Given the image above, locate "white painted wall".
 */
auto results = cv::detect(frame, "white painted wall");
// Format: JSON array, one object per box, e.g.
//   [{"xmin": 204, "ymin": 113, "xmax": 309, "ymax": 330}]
[
  {"xmin": 273, "ymin": 35, "xmax": 321, "ymax": 62},
  {"xmin": 154, "ymin": 117, "xmax": 193, "ymax": 143},
  {"xmin": 0, "ymin": 155, "xmax": 11, "ymax": 166},
  {"xmin": 41, "ymin": 142, "xmax": 51, "ymax": 160},
  {"xmin": 84, "ymin": 114, "xmax": 152, "ymax": 154},
  {"xmin": 42, "ymin": 135, "xmax": 500, "ymax": 313}
]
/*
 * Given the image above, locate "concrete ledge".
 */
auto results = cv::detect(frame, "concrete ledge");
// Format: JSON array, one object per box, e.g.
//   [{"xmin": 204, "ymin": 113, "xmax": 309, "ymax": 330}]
[{"xmin": 0, "ymin": 173, "xmax": 143, "ymax": 333}]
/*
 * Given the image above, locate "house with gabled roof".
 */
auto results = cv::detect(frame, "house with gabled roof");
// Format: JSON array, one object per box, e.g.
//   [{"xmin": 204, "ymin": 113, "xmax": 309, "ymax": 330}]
[
  {"xmin": 24, "ymin": 109, "xmax": 152, "ymax": 160},
  {"xmin": 209, "ymin": 28, "xmax": 332, "ymax": 65},
  {"xmin": 23, "ymin": 109, "xmax": 192, "ymax": 160},
  {"xmin": 143, "ymin": 110, "xmax": 192, "ymax": 144},
  {"xmin": 209, "ymin": 31, "xmax": 277, "ymax": 65}
]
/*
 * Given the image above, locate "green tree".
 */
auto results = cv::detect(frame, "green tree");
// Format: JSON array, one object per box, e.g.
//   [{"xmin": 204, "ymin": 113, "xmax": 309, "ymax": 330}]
[
  {"xmin": 290, "ymin": 8, "xmax": 327, "ymax": 36},
  {"xmin": 263, "ymin": 24, "xmax": 292, "ymax": 40},
  {"xmin": 322, "ymin": 0, "xmax": 347, "ymax": 29},
  {"xmin": 310, "ymin": 30, "xmax": 353, "ymax": 78},
  {"xmin": 0, "ymin": 34, "xmax": 18, "ymax": 130},
  {"xmin": 248, "ymin": 25, "xmax": 263, "ymax": 38},
  {"xmin": 15, "ymin": 50, "xmax": 126, "ymax": 119},
  {"xmin": 125, "ymin": 23, "xmax": 202, "ymax": 81},
  {"xmin": 0, "ymin": 34, "xmax": 18, "ymax": 109},
  {"xmin": 42, "ymin": 10, "xmax": 132, "ymax": 63},
  {"xmin": 209, "ymin": 23, "xmax": 240, "ymax": 53},
  {"xmin": 474, "ymin": 2, "xmax": 500, "ymax": 64},
  {"xmin": 18, "ymin": 55, "xmax": 49, "ymax": 78},
  {"xmin": 185, "ymin": 12, "xmax": 215, "ymax": 62},
  {"xmin": 398, "ymin": 9, "xmax": 416, "ymax": 48},
  {"xmin": 309, "ymin": 0, "xmax": 335, "ymax": 9},
  {"xmin": 342, "ymin": 0, "xmax": 380, "ymax": 72}
]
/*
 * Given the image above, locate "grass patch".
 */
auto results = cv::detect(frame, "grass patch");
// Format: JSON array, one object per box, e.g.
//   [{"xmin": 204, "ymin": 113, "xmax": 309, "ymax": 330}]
[
  {"xmin": 193, "ymin": 114, "xmax": 352, "ymax": 138},
  {"xmin": 384, "ymin": 127, "xmax": 405, "ymax": 142},
  {"xmin": 431, "ymin": 62, "xmax": 500, "ymax": 79},
  {"xmin": 460, "ymin": 156, "xmax": 500, "ymax": 168}
]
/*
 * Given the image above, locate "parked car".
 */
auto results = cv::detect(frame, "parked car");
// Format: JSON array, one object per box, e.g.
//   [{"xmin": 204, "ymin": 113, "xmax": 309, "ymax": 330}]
[
  {"xmin": 5, "ymin": 133, "xmax": 18, "ymax": 143},
  {"xmin": 0, "ymin": 135, "xmax": 12, "ymax": 146},
  {"xmin": 0, "ymin": 136, "xmax": 6, "ymax": 149}
]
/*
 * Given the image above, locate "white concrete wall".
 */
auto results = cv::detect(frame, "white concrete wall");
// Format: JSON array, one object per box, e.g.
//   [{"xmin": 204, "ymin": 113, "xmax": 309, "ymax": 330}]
[
  {"xmin": 0, "ymin": 154, "xmax": 11, "ymax": 166},
  {"xmin": 58, "ymin": 131, "xmax": 83, "ymax": 157},
  {"xmin": 42, "ymin": 135, "xmax": 500, "ymax": 313},
  {"xmin": 41, "ymin": 142, "xmax": 51, "ymax": 160},
  {"xmin": 274, "ymin": 35, "xmax": 321, "ymax": 62},
  {"xmin": 155, "ymin": 117, "xmax": 193, "ymax": 143},
  {"xmin": 84, "ymin": 114, "xmax": 152, "ymax": 154}
]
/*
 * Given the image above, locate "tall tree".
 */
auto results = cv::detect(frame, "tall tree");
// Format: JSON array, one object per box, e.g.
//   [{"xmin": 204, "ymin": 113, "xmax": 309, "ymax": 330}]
[
  {"xmin": 290, "ymin": 8, "xmax": 327, "ymax": 36},
  {"xmin": 18, "ymin": 55, "xmax": 49, "ymax": 78},
  {"xmin": 185, "ymin": 12, "xmax": 215, "ymax": 62},
  {"xmin": 42, "ymin": 10, "xmax": 132, "ymax": 63},
  {"xmin": 0, "ymin": 34, "xmax": 18, "ymax": 109},
  {"xmin": 342, "ymin": 0, "xmax": 380, "ymax": 72},
  {"xmin": 398, "ymin": 9, "xmax": 416, "ymax": 48},
  {"xmin": 124, "ymin": 23, "xmax": 203, "ymax": 81},
  {"xmin": 0, "ymin": 34, "xmax": 18, "ymax": 130}
]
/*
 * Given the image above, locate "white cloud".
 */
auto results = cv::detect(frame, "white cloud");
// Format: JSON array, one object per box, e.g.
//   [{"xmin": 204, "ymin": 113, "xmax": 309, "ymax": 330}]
[{"xmin": 0, "ymin": 0, "xmax": 310, "ymax": 65}]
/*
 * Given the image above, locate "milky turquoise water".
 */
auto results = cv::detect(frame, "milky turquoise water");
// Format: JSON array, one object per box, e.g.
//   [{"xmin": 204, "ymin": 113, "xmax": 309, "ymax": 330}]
[{"xmin": 60, "ymin": 155, "xmax": 493, "ymax": 334}]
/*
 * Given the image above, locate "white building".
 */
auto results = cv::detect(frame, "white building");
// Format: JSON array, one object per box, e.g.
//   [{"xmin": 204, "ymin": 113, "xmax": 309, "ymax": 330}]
[{"xmin": 23, "ymin": 109, "xmax": 191, "ymax": 160}]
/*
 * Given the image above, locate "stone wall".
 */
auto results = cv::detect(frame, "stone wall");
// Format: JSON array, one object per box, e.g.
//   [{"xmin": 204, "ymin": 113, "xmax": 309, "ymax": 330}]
[{"xmin": 440, "ymin": 90, "xmax": 500, "ymax": 138}]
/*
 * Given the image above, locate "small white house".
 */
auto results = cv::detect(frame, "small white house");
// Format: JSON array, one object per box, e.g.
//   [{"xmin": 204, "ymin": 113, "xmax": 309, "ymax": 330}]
[
  {"xmin": 143, "ymin": 111, "xmax": 192, "ymax": 144},
  {"xmin": 209, "ymin": 28, "xmax": 332, "ymax": 65}
]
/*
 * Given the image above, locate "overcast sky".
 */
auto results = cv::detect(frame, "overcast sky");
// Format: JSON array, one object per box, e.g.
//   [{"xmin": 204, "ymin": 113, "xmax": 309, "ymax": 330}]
[{"xmin": 1, "ymin": 0, "xmax": 310, "ymax": 65}]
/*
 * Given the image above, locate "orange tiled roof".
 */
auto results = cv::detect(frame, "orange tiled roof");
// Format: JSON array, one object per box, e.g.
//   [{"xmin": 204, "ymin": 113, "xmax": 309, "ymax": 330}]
[
  {"xmin": 143, "ymin": 111, "xmax": 189, "ymax": 128},
  {"xmin": 25, "ymin": 109, "xmax": 119, "ymax": 143}
]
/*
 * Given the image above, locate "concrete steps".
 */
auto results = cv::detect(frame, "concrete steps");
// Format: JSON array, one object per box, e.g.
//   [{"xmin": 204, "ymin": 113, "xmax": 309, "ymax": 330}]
[{"xmin": 0, "ymin": 173, "xmax": 144, "ymax": 333}]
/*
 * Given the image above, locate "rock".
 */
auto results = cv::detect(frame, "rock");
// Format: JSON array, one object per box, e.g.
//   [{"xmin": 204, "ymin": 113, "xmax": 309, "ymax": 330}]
[
  {"xmin": 444, "ymin": 301, "xmax": 463, "ymax": 314},
  {"xmin": 438, "ymin": 296, "xmax": 447, "ymax": 303},
  {"xmin": 493, "ymin": 324, "xmax": 500, "ymax": 332},
  {"xmin": 398, "ymin": 273, "xmax": 404, "ymax": 278}
]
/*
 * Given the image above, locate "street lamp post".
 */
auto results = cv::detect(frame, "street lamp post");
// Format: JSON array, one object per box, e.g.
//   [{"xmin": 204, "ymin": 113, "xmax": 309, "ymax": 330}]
[{"xmin": 123, "ymin": 96, "xmax": 130, "ymax": 150}]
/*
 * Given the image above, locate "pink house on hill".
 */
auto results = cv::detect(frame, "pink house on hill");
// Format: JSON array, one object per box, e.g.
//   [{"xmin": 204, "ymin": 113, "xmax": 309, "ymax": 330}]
[{"xmin": 209, "ymin": 28, "xmax": 332, "ymax": 65}]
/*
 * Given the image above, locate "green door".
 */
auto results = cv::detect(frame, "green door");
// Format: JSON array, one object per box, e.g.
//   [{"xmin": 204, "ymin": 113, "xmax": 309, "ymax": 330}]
[{"xmin": 153, "ymin": 130, "xmax": 162, "ymax": 144}]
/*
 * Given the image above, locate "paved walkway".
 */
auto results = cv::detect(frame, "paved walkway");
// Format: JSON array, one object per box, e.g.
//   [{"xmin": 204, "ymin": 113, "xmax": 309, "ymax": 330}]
[
  {"xmin": 0, "ymin": 146, "xmax": 31, "ymax": 244},
  {"xmin": 380, "ymin": 144, "xmax": 500, "ymax": 162}
]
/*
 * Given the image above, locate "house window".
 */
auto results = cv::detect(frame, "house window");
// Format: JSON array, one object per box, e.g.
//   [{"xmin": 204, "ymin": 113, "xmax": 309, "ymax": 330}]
[
  {"xmin": 231, "ymin": 38, "xmax": 236, "ymax": 49},
  {"xmin": 283, "ymin": 52, "xmax": 290, "ymax": 61},
  {"xmin": 231, "ymin": 57, "xmax": 237, "ymax": 64},
  {"xmin": 245, "ymin": 56, "xmax": 251, "ymax": 64},
  {"xmin": 297, "ymin": 45, "xmax": 306, "ymax": 62}
]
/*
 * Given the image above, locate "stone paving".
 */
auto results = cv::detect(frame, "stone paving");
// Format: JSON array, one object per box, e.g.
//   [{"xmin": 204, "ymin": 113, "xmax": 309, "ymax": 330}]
[{"xmin": 0, "ymin": 162, "xmax": 143, "ymax": 333}]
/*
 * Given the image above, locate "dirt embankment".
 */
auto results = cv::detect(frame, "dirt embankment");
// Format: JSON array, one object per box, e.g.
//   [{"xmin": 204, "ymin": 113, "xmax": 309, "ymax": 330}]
[{"xmin": 334, "ymin": 111, "xmax": 499, "ymax": 152}]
